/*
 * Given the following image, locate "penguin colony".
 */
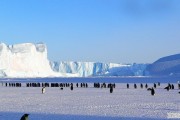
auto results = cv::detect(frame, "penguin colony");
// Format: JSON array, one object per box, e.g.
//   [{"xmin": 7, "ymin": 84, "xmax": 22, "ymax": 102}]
[
  {"xmin": 1, "ymin": 81, "xmax": 180, "ymax": 120},
  {"xmin": 2, "ymin": 81, "xmax": 179, "ymax": 96}
]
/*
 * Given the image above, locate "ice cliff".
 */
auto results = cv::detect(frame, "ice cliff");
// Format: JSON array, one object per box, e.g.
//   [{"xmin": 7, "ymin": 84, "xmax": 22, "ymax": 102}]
[
  {"xmin": 1, "ymin": 42, "xmax": 178, "ymax": 78},
  {"xmin": 50, "ymin": 61, "xmax": 147, "ymax": 77},
  {"xmin": 0, "ymin": 43, "xmax": 60, "ymax": 78}
]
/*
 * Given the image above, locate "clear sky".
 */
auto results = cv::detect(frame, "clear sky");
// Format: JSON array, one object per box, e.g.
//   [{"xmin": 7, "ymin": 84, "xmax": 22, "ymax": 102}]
[{"xmin": 0, "ymin": 0, "xmax": 180, "ymax": 63}]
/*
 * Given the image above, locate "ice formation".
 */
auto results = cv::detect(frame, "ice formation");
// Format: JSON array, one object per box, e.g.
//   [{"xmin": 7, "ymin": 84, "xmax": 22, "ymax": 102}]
[{"xmin": 0, "ymin": 43, "xmax": 59, "ymax": 77}]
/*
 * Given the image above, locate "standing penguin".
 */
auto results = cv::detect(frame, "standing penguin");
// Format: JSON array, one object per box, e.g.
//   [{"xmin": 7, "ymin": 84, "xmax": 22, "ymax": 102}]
[
  {"xmin": 154, "ymin": 83, "xmax": 156, "ymax": 88},
  {"xmin": 127, "ymin": 83, "xmax": 129, "ymax": 89},
  {"xmin": 151, "ymin": 87, "xmax": 155, "ymax": 96},
  {"xmin": 70, "ymin": 85, "xmax": 73, "ymax": 91},
  {"xmin": 42, "ymin": 87, "xmax": 45, "ymax": 94},
  {"xmin": 145, "ymin": 84, "xmax": 148, "ymax": 88},
  {"xmin": 110, "ymin": 86, "xmax": 113, "ymax": 93},
  {"xmin": 134, "ymin": 84, "xmax": 137, "ymax": 89},
  {"xmin": 171, "ymin": 84, "xmax": 174, "ymax": 89},
  {"xmin": 20, "ymin": 114, "xmax": 29, "ymax": 120}
]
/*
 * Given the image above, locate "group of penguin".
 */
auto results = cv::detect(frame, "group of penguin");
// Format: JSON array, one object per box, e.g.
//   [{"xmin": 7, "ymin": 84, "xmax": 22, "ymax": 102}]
[
  {"xmin": 2, "ymin": 81, "xmax": 179, "ymax": 120},
  {"xmin": 41, "ymin": 82, "xmax": 115, "ymax": 94},
  {"xmin": 127, "ymin": 82, "xmax": 180, "ymax": 96}
]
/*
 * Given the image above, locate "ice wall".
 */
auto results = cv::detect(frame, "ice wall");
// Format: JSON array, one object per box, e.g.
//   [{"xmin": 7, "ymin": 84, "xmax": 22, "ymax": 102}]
[
  {"xmin": 0, "ymin": 42, "xmax": 149, "ymax": 78},
  {"xmin": 50, "ymin": 61, "xmax": 147, "ymax": 77},
  {"xmin": 0, "ymin": 43, "xmax": 58, "ymax": 77}
]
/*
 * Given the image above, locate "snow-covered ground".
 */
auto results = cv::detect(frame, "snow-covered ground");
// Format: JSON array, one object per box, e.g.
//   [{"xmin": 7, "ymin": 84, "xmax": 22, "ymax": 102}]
[{"xmin": 0, "ymin": 82, "xmax": 179, "ymax": 120}]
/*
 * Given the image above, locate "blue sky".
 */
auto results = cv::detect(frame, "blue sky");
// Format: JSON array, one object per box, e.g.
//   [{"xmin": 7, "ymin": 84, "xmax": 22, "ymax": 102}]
[{"xmin": 0, "ymin": 0, "xmax": 180, "ymax": 63}]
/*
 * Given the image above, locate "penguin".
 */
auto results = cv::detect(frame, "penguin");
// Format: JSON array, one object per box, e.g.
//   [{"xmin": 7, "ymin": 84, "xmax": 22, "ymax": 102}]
[
  {"xmin": 42, "ymin": 87, "xmax": 45, "ymax": 94},
  {"xmin": 171, "ymin": 84, "xmax": 174, "ymax": 89},
  {"xmin": 151, "ymin": 87, "xmax": 155, "ymax": 96},
  {"xmin": 145, "ymin": 84, "xmax": 148, "ymax": 88},
  {"xmin": 70, "ymin": 85, "xmax": 73, "ymax": 91},
  {"xmin": 20, "ymin": 114, "xmax": 29, "ymax": 120},
  {"xmin": 140, "ymin": 83, "xmax": 143, "ymax": 89},
  {"xmin": 147, "ymin": 88, "xmax": 152, "ymax": 91},
  {"xmin": 127, "ymin": 83, "xmax": 129, "ymax": 89},
  {"xmin": 110, "ymin": 86, "xmax": 113, "ymax": 93},
  {"xmin": 134, "ymin": 84, "xmax": 137, "ymax": 89},
  {"xmin": 164, "ymin": 86, "xmax": 170, "ymax": 91},
  {"xmin": 154, "ymin": 83, "xmax": 156, "ymax": 88}
]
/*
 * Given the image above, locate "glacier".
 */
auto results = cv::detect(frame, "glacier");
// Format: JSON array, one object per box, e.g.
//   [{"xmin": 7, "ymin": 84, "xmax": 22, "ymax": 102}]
[
  {"xmin": 0, "ymin": 43, "xmax": 61, "ymax": 78},
  {"xmin": 3, "ymin": 42, "xmax": 179, "ymax": 78},
  {"xmin": 0, "ymin": 42, "xmax": 148, "ymax": 78},
  {"xmin": 50, "ymin": 61, "xmax": 148, "ymax": 77}
]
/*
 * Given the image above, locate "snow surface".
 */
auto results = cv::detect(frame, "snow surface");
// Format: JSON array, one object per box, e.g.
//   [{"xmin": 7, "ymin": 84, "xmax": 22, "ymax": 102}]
[{"xmin": 0, "ymin": 80, "xmax": 179, "ymax": 120}]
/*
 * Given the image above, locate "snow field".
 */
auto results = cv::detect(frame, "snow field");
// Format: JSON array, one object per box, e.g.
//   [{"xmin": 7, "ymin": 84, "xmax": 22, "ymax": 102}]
[{"xmin": 0, "ymin": 83, "xmax": 179, "ymax": 120}]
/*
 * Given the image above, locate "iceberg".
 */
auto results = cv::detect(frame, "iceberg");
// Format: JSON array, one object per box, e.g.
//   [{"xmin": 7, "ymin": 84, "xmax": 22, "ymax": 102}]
[
  {"xmin": 2, "ymin": 42, "xmax": 179, "ymax": 78},
  {"xmin": 50, "ymin": 61, "xmax": 147, "ymax": 77},
  {"xmin": 0, "ymin": 43, "xmax": 60, "ymax": 78}
]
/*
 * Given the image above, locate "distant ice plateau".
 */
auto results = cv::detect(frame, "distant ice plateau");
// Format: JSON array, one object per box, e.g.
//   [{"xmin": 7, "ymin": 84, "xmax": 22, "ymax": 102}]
[{"xmin": 0, "ymin": 42, "xmax": 179, "ymax": 78}]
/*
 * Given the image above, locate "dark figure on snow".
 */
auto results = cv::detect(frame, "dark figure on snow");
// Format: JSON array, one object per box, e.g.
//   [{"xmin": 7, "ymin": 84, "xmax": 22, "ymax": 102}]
[
  {"xmin": 158, "ymin": 82, "xmax": 160, "ymax": 86},
  {"xmin": 168, "ymin": 83, "xmax": 172, "ymax": 89},
  {"xmin": 42, "ymin": 87, "xmax": 45, "ymax": 94},
  {"xmin": 164, "ymin": 86, "xmax": 170, "ymax": 91},
  {"xmin": 140, "ymin": 84, "xmax": 143, "ymax": 89},
  {"xmin": 171, "ymin": 84, "xmax": 174, "ymax": 89},
  {"xmin": 110, "ymin": 86, "xmax": 113, "ymax": 93},
  {"xmin": 20, "ymin": 114, "xmax": 29, "ymax": 120},
  {"xmin": 70, "ymin": 85, "xmax": 73, "ymax": 91},
  {"xmin": 151, "ymin": 88, "xmax": 155, "ymax": 96},
  {"xmin": 134, "ymin": 84, "xmax": 137, "ymax": 89},
  {"xmin": 76, "ymin": 83, "xmax": 78, "ymax": 88},
  {"xmin": 154, "ymin": 83, "xmax": 156, "ymax": 88},
  {"xmin": 147, "ymin": 88, "xmax": 155, "ymax": 96},
  {"xmin": 127, "ymin": 83, "xmax": 129, "ymax": 89},
  {"xmin": 145, "ymin": 84, "xmax": 148, "ymax": 88}
]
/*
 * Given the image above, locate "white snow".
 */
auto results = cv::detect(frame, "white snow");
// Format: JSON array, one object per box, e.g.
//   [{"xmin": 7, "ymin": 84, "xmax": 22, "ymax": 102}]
[{"xmin": 0, "ymin": 82, "xmax": 179, "ymax": 120}]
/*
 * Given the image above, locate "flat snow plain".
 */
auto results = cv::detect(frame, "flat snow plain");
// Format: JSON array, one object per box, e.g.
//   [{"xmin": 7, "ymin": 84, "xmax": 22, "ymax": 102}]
[{"xmin": 0, "ymin": 81, "xmax": 179, "ymax": 120}]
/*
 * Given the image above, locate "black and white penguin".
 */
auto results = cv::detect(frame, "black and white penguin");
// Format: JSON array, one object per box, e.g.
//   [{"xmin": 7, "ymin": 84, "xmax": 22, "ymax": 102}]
[
  {"xmin": 110, "ymin": 86, "xmax": 113, "ymax": 93},
  {"xmin": 20, "ymin": 114, "xmax": 29, "ymax": 120},
  {"xmin": 134, "ymin": 84, "xmax": 137, "ymax": 89},
  {"xmin": 127, "ymin": 83, "xmax": 129, "ymax": 89},
  {"xmin": 151, "ymin": 87, "xmax": 155, "ymax": 96},
  {"xmin": 42, "ymin": 87, "xmax": 45, "ymax": 94},
  {"xmin": 145, "ymin": 84, "xmax": 148, "ymax": 88}
]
